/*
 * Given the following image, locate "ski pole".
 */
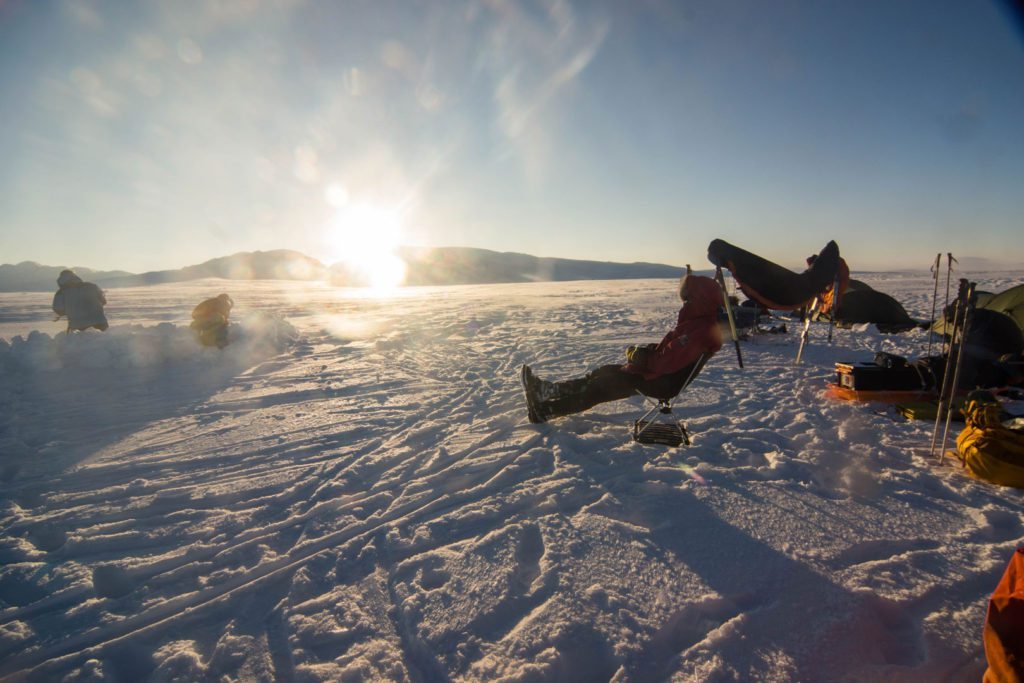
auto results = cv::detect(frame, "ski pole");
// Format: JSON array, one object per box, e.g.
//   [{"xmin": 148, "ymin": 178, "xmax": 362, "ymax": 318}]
[
  {"xmin": 795, "ymin": 297, "xmax": 818, "ymax": 365},
  {"xmin": 941, "ymin": 253, "xmax": 956, "ymax": 339},
  {"xmin": 930, "ymin": 279, "xmax": 966, "ymax": 458},
  {"xmin": 937, "ymin": 281, "xmax": 975, "ymax": 465},
  {"xmin": 714, "ymin": 266, "xmax": 744, "ymax": 368},
  {"xmin": 930, "ymin": 282, "xmax": 964, "ymax": 457},
  {"xmin": 926, "ymin": 253, "xmax": 941, "ymax": 358}
]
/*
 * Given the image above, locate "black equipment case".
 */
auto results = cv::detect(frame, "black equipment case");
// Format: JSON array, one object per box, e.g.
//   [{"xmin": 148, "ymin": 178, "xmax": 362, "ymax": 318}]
[{"xmin": 835, "ymin": 361, "xmax": 923, "ymax": 392}]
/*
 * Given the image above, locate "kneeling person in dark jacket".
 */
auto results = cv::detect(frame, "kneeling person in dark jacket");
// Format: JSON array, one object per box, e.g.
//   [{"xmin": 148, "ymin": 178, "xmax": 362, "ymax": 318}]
[
  {"xmin": 521, "ymin": 275, "xmax": 724, "ymax": 423},
  {"xmin": 191, "ymin": 293, "xmax": 233, "ymax": 348}
]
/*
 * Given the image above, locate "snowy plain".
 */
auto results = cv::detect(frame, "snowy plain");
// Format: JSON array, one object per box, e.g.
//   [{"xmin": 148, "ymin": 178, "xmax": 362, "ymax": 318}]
[{"xmin": 1, "ymin": 271, "xmax": 1022, "ymax": 682}]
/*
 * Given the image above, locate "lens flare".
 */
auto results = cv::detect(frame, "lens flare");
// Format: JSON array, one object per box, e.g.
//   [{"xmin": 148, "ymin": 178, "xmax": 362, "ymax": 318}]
[{"xmin": 325, "ymin": 203, "xmax": 408, "ymax": 291}]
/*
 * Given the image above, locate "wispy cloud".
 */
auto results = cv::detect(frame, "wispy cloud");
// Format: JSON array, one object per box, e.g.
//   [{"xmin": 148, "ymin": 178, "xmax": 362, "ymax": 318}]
[
  {"xmin": 484, "ymin": 1, "xmax": 609, "ymax": 147},
  {"xmin": 8, "ymin": 1, "xmax": 608, "ymax": 267}
]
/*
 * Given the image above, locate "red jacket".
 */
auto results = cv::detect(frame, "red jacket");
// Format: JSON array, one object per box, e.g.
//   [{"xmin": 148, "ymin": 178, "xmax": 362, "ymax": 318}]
[
  {"xmin": 633, "ymin": 275, "xmax": 724, "ymax": 379},
  {"xmin": 984, "ymin": 547, "xmax": 1024, "ymax": 682}
]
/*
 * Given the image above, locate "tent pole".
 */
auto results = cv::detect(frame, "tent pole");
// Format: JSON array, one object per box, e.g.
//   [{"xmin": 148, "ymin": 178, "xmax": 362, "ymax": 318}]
[
  {"xmin": 795, "ymin": 297, "xmax": 819, "ymax": 365},
  {"xmin": 714, "ymin": 266, "xmax": 744, "ymax": 368},
  {"xmin": 937, "ymin": 281, "xmax": 975, "ymax": 465},
  {"xmin": 926, "ymin": 252, "xmax": 941, "ymax": 358},
  {"xmin": 930, "ymin": 279, "xmax": 966, "ymax": 459}
]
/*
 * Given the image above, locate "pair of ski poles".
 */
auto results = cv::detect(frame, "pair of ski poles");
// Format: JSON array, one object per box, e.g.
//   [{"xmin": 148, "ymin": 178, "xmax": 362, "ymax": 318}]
[
  {"xmin": 930, "ymin": 278, "xmax": 974, "ymax": 465},
  {"xmin": 927, "ymin": 253, "xmax": 957, "ymax": 359}
]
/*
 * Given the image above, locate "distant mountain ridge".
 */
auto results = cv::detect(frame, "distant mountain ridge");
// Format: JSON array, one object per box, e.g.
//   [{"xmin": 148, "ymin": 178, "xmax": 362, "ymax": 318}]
[
  {"xmin": 0, "ymin": 262, "xmax": 135, "ymax": 293},
  {"xmin": 332, "ymin": 246, "xmax": 685, "ymax": 287},
  {"xmin": 99, "ymin": 250, "xmax": 328, "ymax": 288},
  {"xmin": 0, "ymin": 247, "xmax": 685, "ymax": 292}
]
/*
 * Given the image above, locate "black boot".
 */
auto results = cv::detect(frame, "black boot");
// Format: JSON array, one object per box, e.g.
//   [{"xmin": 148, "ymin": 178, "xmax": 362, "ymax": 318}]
[
  {"xmin": 521, "ymin": 365, "xmax": 546, "ymax": 423},
  {"xmin": 524, "ymin": 365, "xmax": 639, "ymax": 423},
  {"xmin": 536, "ymin": 378, "xmax": 592, "ymax": 420},
  {"xmin": 522, "ymin": 366, "xmax": 590, "ymax": 423},
  {"xmin": 542, "ymin": 365, "xmax": 644, "ymax": 420}
]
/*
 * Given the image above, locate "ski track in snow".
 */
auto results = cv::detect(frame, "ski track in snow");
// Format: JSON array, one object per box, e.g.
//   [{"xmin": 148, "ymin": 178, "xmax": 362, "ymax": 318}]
[{"xmin": 0, "ymin": 274, "xmax": 1022, "ymax": 681}]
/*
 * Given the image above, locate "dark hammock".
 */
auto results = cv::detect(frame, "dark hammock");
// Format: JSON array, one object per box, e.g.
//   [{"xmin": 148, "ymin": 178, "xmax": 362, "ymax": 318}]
[{"xmin": 707, "ymin": 239, "xmax": 841, "ymax": 310}]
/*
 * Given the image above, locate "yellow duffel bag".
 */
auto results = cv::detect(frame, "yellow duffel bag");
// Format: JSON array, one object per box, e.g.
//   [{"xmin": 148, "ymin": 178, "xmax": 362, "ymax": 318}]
[{"xmin": 956, "ymin": 391, "xmax": 1024, "ymax": 488}]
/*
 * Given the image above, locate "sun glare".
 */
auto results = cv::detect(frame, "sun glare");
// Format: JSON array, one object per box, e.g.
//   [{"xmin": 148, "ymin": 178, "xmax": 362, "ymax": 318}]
[{"xmin": 325, "ymin": 202, "xmax": 408, "ymax": 291}]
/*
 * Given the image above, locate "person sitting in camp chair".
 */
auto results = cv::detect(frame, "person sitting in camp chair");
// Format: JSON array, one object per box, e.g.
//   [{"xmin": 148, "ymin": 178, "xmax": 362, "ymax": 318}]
[
  {"xmin": 521, "ymin": 275, "xmax": 723, "ymax": 423},
  {"xmin": 190, "ymin": 293, "xmax": 233, "ymax": 349}
]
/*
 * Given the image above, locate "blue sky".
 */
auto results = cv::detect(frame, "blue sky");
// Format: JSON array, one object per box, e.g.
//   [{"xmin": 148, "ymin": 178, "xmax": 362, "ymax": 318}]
[{"xmin": 1, "ymin": 0, "xmax": 1022, "ymax": 273}]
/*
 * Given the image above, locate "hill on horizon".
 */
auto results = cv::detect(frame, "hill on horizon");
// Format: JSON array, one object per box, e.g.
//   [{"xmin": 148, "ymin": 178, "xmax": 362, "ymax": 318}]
[
  {"xmin": 0, "ymin": 247, "xmax": 687, "ymax": 292},
  {"xmin": 98, "ymin": 250, "xmax": 328, "ymax": 288},
  {"xmin": 3, "ymin": 247, "xmax": 1019, "ymax": 293},
  {"xmin": 331, "ymin": 246, "xmax": 687, "ymax": 287},
  {"xmin": 0, "ymin": 261, "xmax": 135, "ymax": 293}
]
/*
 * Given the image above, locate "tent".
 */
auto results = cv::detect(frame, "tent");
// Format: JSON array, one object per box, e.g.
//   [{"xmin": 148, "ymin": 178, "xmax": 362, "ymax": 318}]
[
  {"xmin": 982, "ymin": 283, "xmax": 1024, "ymax": 334},
  {"xmin": 932, "ymin": 283, "xmax": 1024, "ymax": 338},
  {"xmin": 802, "ymin": 277, "xmax": 917, "ymax": 332},
  {"xmin": 831, "ymin": 288, "xmax": 918, "ymax": 332},
  {"xmin": 931, "ymin": 285, "xmax": 1024, "ymax": 359}
]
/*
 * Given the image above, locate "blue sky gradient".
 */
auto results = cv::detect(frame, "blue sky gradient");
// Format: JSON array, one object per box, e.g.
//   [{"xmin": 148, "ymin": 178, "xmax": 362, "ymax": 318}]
[{"xmin": 2, "ymin": 0, "xmax": 1022, "ymax": 272}]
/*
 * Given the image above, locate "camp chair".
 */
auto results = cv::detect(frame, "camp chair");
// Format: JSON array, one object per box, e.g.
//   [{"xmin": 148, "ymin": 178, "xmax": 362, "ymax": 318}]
[{"xmin": 632, "ymin": 354, "xmax": 711, "ymax": 447}]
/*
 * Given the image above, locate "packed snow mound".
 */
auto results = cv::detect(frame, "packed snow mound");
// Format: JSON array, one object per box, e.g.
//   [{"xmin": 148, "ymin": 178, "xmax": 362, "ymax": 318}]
[{"xmin": 0, "ymin": 312, "xmax": 298, "ymax": 372}]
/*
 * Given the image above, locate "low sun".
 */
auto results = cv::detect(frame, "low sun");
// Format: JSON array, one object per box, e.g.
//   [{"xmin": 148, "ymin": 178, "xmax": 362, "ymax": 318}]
[{"xmin": 325, "ymin": 202, "xmax": 408, "ymax": 291}]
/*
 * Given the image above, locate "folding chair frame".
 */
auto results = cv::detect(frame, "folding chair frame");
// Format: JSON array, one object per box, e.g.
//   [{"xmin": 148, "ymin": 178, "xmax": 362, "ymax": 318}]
[
  {"xmin": 632, "ymin": 396, "xmax": 691, "ymax": 447},
  {"xmin": 631, "ymin": 354, "xmax": 709, "ymax": 447}
]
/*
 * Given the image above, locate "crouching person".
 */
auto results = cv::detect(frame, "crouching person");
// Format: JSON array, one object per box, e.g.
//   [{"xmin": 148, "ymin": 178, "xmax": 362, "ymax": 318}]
[
  {"xmin": 191, "ymin": 293, "xmax": 233, "ymax": 348},
  {"xmin": 52, "ymin": 269, "xmax": 109, "ymax": 332},
  {"xmin": 521, "ymin": 275, "xmax": 723, "ymax": 423}
]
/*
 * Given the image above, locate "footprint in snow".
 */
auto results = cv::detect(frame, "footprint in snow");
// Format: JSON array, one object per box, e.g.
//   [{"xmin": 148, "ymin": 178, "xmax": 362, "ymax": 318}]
[
  {"xmin": 27, "ymin": 523, "xmax": 67, "ymax": 552},
  {"xmin": 92, "ymin": 564, "xmax": 135, "ymax": 599},
  {"xmin": 969, "ymin": 507, "xmax": 1023, "ymax": 543}
]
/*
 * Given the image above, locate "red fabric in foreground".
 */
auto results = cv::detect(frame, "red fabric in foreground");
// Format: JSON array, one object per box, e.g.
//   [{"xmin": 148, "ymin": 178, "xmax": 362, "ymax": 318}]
[{"xmin": 985, "ymin": 547, "xmax": 1024, "ymax": 683}]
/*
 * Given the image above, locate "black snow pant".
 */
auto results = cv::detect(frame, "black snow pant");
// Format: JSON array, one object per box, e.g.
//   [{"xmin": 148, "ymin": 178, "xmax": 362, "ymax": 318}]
[{"xmin": 540, "ymin": 364, "xmax": 694, "ymax": 420}]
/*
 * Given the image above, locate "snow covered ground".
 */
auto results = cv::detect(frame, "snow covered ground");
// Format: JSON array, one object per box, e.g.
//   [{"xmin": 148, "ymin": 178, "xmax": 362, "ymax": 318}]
[{"xmin": 1, "ymin": 272, "xmax": 1022, "ymax": 681}]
